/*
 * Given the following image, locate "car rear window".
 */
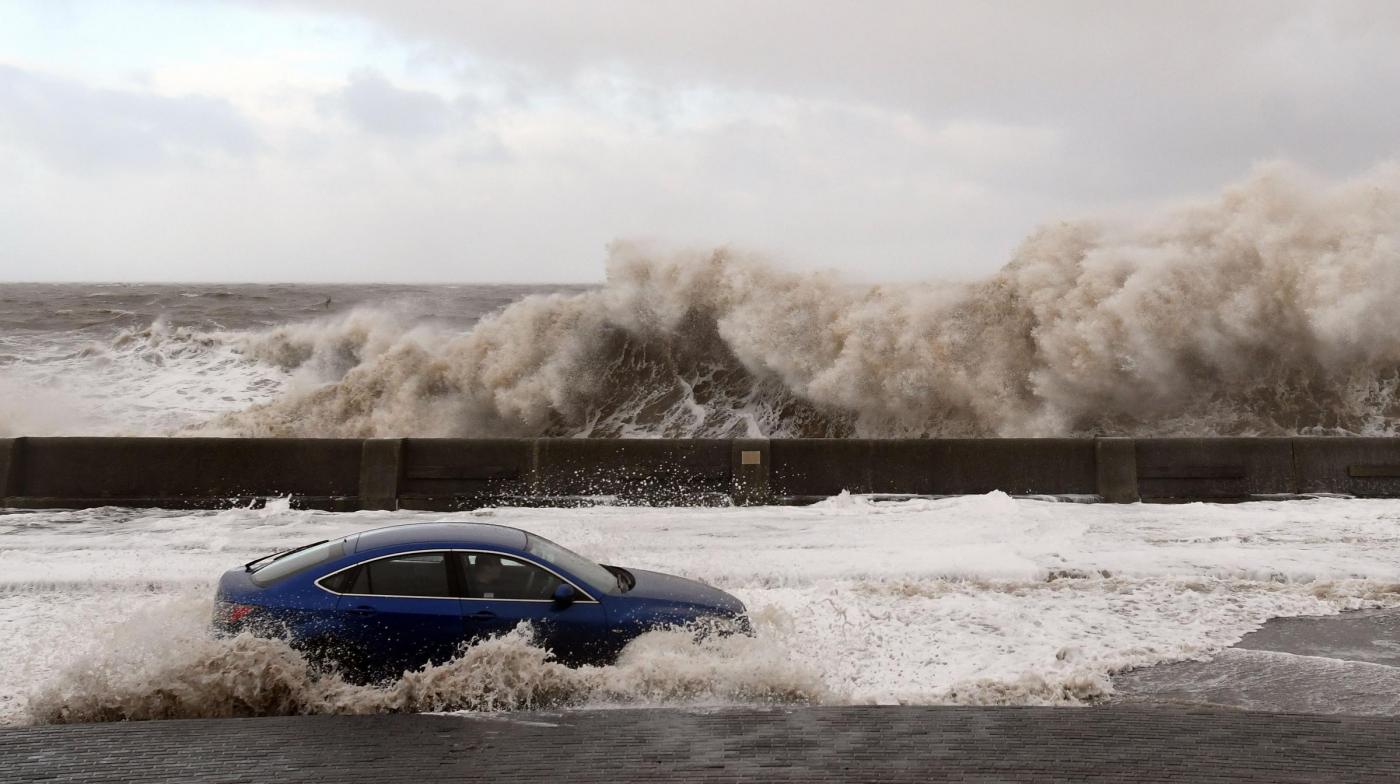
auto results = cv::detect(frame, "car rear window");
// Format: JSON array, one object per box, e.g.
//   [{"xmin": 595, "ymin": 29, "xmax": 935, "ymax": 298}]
[
  {"xmin": 343, "ymin": 553, "xmax": 453, "ymax": 598},
  {"xmin": 250, "ymin": 539, "xmax": 345, "ymax": 586}
]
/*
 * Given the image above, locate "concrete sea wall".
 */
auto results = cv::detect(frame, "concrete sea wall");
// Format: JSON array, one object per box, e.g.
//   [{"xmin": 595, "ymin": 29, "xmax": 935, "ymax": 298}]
[{"xmin": 4, "ymin": 437, "xmax": 1400, "ymax": 510}]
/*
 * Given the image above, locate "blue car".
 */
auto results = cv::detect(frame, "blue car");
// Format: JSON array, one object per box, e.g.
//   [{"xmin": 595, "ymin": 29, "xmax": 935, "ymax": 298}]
[{"xmin": 213, "ymin": 522, "xmax": 747, "ymax": 680}]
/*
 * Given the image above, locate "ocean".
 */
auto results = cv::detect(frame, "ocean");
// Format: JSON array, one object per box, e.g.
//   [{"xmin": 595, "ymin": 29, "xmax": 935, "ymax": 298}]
[
  {"xmin": 0, "ymin": 282, "xmax": 591, "ymax": 437},
  {"xmin": 10, "ymin": 166, "xmax": 1400, "ymax": 442}
]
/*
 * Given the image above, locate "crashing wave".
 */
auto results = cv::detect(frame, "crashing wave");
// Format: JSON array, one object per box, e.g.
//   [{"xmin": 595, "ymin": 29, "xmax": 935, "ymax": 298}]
[{"xmin": 201, "ymin": 163, "xmax": 1400, "ymax": 438}]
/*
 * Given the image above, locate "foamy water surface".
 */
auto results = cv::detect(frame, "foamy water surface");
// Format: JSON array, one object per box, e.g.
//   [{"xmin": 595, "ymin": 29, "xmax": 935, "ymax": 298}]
[{"xmin": 4, "ymin": 494, "xmax": 1400, "ymax": 726}]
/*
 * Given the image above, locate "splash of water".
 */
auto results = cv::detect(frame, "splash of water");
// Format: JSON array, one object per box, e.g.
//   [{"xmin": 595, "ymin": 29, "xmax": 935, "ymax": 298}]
[
  {"xmin": 24, "ymin": 599, "xmax": 830, "ymax": 724},
  {"xmin": 201, "ymin": 163, "xmax": 1400, "ymax": 439},
  {"xmin": 8, "ymin": 162, "xmax": 1400, "ymax": 439}
]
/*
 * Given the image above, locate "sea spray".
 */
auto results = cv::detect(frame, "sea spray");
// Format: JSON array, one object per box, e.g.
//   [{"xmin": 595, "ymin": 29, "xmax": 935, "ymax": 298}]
[{"xmin": 204, "ymin": 163, "xmax": 1400, "ymax": 439}]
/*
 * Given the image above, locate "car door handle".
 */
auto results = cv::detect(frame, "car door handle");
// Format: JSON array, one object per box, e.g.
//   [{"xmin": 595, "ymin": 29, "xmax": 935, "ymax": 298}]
[
  {"xmin": 466, "ymin": 610, "xmax": 497, "ymax": 621},
  {"xmin": 348, "ymin": 606, "xmax": 377, "ymax": 616}
]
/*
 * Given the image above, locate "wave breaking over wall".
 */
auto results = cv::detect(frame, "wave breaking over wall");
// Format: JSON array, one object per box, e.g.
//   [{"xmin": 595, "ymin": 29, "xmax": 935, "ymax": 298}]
[{"xmin": 206, "ymin": 163, "xmax": 1400, "ymax": 438}]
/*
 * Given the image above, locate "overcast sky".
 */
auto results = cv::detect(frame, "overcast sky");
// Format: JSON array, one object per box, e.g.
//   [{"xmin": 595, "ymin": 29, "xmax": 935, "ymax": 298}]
[{"xmin": 3, "ymin": 0, "xmax": 1400, "ymax": 283}]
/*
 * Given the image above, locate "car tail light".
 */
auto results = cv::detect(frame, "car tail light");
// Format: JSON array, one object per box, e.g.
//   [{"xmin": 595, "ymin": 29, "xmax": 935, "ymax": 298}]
[{"xmin": 217, "ymin": 603, "xmax": 258, "ymax": 625}]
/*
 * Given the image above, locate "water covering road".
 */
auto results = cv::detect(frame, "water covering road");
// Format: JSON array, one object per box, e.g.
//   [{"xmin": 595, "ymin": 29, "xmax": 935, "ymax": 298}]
[{"xmin": 5, "ymin": 493, "xmax": 1400, "ymax": 724}]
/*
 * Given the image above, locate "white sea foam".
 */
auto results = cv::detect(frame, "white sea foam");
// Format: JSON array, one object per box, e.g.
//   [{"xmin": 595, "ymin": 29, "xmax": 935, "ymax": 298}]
[
  {"xmin": 0, "ymin": 320, "xmax": 289, "ymax": 436},
  {"xmin": 5, "ymin": 495, "xmax": 1400, "ymax": 725}
]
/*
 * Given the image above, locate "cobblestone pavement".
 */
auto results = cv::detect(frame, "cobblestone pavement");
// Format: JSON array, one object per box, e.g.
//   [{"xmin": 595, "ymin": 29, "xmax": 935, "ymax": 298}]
[{"xmin": 3, "ymin": 705, "xmax": 1399, "ymax": 783}]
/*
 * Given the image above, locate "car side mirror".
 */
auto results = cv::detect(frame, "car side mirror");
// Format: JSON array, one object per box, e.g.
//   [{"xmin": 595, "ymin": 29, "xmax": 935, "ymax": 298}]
[{"xmin": 552, "ymin": 583, "xmax": 577, "ymax": 607}]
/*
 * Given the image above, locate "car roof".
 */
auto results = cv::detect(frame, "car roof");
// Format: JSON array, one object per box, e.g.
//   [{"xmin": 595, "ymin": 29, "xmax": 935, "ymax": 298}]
[{"xmin": 352, "ymin": 522, "xmax": 528, "ymax": 553}]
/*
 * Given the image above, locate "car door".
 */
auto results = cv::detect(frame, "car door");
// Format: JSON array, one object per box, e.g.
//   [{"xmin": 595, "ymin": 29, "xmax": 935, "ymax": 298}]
[
  {"xmin": 330, "ymin": 551, "xmax": 466, "ymax": 679},
  {"xmin": 455, "ymin": 551, "xmax": 608, "ymax": 665}
]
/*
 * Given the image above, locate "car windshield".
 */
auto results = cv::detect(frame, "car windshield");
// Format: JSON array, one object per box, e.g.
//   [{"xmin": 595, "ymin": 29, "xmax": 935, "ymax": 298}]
[{"xmin": 524, "ymin": 533, "xmax": 622, "ymax": 593}]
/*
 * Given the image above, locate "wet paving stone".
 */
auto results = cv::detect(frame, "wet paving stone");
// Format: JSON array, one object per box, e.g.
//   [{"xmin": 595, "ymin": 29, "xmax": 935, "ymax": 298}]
[{"xmin": 3, "ymin": 705, "xmax": 1399, "ymax": 783}]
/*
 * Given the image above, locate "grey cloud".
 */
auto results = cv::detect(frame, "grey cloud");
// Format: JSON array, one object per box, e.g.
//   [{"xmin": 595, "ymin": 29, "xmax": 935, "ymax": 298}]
[
  {"xmin": 10, "ymin": 2, "xmax": 1400, "ymax": 283},
  {"xmin": 253, "ymin": 1, "xmax": 1400, "ymax": 196},
  {"xmin": 0, "ymin": 64, "xmax": 259, "ymax": 172},
  {"xmin": 252, "ymin": 2, "xmax": 1400, "ymax": 109},
  {"xmin": 325, "ymin": 69, "xmax": 459, "ymax": 137}
]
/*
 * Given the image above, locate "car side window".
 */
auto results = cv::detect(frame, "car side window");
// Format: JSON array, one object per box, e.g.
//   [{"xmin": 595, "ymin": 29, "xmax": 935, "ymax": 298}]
[
  {"xmin": 343, "ymin": 552, "xmax": 452, "ymax": 598},
  {"xmin": 459, "ymin": 553, "xmax": 563, "ymax": 601}
]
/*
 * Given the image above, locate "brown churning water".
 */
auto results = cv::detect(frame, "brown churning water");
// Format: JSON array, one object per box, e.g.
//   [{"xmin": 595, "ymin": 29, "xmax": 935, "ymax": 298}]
[{"xmin": 8, "ymin": 163, "xmax": 1400, "ymax": 439}]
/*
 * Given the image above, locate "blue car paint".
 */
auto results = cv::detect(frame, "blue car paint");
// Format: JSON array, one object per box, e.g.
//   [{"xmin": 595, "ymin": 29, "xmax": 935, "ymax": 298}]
[{"xmin": 214, "ymin": 522, "xmax": 746, "ymax": 680}]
